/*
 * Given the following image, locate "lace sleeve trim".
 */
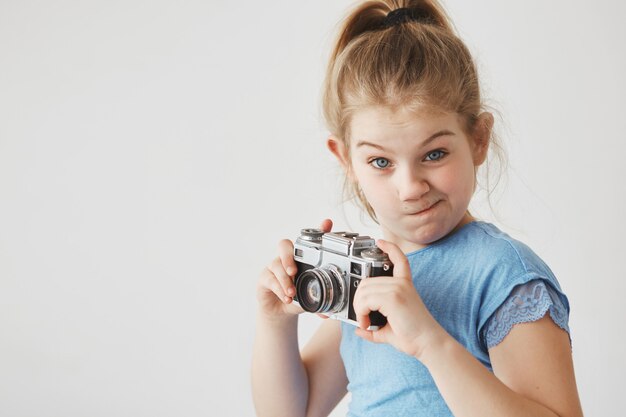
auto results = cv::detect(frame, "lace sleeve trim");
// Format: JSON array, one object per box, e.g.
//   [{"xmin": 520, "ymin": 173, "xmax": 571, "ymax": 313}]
[{"xmin": 483, "ymin": 279, "xmax": 570, "ymax": 349}]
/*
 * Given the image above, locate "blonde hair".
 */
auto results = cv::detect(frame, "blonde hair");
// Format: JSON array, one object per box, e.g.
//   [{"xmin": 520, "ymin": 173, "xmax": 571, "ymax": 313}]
[{"xmin": 322, "ymin": 0, "xmax": 505, "ymax": 221}]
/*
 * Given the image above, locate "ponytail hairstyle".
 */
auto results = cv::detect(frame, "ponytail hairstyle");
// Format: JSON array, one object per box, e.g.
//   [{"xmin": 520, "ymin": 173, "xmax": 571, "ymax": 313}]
[{"xmin": 322, "ymin": 0, "xmax": 505, "ymax": 222}]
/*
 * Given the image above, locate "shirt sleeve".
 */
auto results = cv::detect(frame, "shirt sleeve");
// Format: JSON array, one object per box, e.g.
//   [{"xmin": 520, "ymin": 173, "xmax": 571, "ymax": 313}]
[{"xmin": 482, "ymin": 278, "xmax": 570, "ymax": 349}]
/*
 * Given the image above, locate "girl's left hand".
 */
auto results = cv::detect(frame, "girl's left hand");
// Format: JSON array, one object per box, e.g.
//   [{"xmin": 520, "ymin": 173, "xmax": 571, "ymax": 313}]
[{"xmin": 353, "ymin": 239, "xmax": 444, "ymax": 359}]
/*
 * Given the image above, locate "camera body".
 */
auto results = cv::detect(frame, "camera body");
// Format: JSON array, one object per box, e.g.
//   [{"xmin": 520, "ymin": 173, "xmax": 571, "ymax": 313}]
[{"xmin": 293, "ymin": 228, "xmax": 393, "ymax": 330}]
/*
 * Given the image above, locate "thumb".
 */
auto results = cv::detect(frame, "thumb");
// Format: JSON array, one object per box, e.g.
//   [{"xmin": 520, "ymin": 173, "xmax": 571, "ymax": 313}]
[
  {"xmin": 355, "ymin": 324, "xmax": 391, "ymax": 345},
  {"xmin": 376, "ymin": 239, "xmax": 411, "ymax": 280},
  {"xmin": 319, "ymin": 218, "xmax": 333, "ymax": 233}
]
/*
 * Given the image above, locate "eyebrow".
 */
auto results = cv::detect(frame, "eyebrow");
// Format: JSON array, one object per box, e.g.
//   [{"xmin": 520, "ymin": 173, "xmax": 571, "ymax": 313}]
[{"xmin": 355, "ymin": 129, "xmax": 455, "ymax": 151}]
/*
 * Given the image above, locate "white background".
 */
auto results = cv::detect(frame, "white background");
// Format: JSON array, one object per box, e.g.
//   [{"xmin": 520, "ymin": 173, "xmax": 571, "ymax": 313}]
[{"xmin": 1, "ymin": 0, "xmax": 624, "ymax": 416}]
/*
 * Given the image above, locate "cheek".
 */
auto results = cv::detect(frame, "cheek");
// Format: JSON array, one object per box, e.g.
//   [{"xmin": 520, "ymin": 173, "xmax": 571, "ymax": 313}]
[
  {"xmin": 354, "ymin": 171, "xmax": 380, "ymax": 196},
  {"xmin": 441, "ymin": 160, "xmax": 476, "ymax": 200},
  {"xmin": 350, "ymin": 162, "xmax": 372, "ymax": 188},
  {"xmin": 351, "ymin": 166, "xmax": 391, "ymax": 204}
]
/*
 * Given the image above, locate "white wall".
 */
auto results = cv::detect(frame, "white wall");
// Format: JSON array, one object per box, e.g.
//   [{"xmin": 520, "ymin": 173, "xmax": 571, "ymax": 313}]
[{"xmin": 0, "ymin": 1, "xmax": 624, "ymax": 416}]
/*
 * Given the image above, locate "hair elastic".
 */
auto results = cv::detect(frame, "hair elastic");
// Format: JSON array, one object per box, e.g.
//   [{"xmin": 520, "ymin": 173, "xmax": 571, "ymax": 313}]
[{"xmin": 382, "ymin": 7, "xmax": 430, "ymax": 28}]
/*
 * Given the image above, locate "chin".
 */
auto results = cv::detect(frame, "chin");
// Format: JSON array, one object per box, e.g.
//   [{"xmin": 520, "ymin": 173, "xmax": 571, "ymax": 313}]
[
  {"xmin": 379, "ymin": 210, "xmax": 463, "ymax": 249},
  {"xmin": 389, "ymin": 224, "xmax": 446, "ymax": 252},
  {"xmin": 402, "ymin": 217, "xmax": 462, "ymax": 247},
  {"xmin": 412, "ymin": 229, "xmax": 448, "ymax": 246}
]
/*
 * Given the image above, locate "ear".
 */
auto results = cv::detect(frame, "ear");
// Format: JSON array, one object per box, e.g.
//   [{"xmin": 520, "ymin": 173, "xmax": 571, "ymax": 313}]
[
  {"xmin": 471, "ymin": 112, "xmax": 494, "ymax": 166},
  {"xmin": 326, "ymin": 136, "xmax": 351, "ymax": 172}
]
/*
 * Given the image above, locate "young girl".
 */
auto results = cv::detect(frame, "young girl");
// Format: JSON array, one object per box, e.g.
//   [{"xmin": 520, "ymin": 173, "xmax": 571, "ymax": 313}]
[{"xmin": 252, "ymin": 1, "xmax": 583, "ymax": 416}]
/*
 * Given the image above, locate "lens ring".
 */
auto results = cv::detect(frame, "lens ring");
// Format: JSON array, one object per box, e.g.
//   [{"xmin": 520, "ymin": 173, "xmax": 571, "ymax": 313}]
[
  {"xmin": 323, "ymin": 265, "xmax": 346, "ymax": 313},
  {"xmin": 295, "ymin": 266, "xmax": 345, "ymax": 313},
  {"xmin": 295, "ymin": 270, "xmax": 325, "ymax": 312}
]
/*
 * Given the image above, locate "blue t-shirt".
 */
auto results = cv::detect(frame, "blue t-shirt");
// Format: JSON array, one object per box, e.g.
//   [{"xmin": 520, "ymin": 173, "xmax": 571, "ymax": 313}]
[{"xmin": 339, "ymin": 221, "xmax": 570, "ymax": 417}]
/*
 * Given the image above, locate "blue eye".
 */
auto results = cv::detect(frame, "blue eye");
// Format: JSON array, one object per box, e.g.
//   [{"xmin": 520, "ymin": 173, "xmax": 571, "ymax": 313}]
[
  {"xmin": 424, "ymin": 150, "xmax": 447, "ymax": 161},
  {"xmin": 370, "ymin": 158, "xmax": 390, "ymax": 169}
]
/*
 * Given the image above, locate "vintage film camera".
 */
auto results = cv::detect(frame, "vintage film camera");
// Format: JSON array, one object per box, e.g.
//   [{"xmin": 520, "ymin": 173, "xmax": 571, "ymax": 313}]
[{"xmin": 293, "ymin": 228, "xmax": 394, "ymax": 330}]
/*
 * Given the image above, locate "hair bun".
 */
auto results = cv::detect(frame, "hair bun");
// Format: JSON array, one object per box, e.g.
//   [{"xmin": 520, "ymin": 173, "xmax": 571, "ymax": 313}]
[{"xmin": 381, "ymin": 7, "xmax": 433, "ymax": 28}]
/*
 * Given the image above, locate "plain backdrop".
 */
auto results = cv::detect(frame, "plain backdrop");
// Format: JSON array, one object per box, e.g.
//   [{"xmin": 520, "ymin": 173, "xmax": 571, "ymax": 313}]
[{"xmin": 1, "ymin": 0, "xmax": 624, "ymax": 416}]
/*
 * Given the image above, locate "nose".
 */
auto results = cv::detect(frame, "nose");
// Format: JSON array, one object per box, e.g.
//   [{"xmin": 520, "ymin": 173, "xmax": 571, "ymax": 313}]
[{"xmin": 395, "ymin": 165, "xmax": 430, "ymax": 202}]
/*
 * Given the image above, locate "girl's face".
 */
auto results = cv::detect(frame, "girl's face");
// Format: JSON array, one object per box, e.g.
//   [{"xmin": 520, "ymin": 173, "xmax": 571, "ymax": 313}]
[{"xmin": 330, "ymin": 106, "xmax": 490, "ymax": 254}]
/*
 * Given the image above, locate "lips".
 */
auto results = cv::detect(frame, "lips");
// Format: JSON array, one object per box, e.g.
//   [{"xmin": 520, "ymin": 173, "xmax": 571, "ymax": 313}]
[{"xmin": 406, "ymin": 200, "xmax": 440, "ymax": 215}]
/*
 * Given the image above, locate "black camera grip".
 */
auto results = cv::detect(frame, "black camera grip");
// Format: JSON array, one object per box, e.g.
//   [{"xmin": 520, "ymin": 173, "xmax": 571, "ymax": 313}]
[{"xmin": 368, "ymin": 310, "xmax": 387, "ymax": 329}]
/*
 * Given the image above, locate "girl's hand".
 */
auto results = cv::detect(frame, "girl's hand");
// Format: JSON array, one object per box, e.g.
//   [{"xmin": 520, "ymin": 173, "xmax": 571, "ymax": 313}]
[
  {"xmin": 353, "ymin": 239, "xmax": 444, "ymax": 359},
  {"xmin": 256, "ymin": 219, "xmax": 333, "ymax": 320}
]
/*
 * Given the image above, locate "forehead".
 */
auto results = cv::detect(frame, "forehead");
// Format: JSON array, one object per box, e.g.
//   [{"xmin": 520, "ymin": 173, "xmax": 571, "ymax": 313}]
[{"xmin": 349, "ymin": 105, "xmax": 463, "ymax": 145}]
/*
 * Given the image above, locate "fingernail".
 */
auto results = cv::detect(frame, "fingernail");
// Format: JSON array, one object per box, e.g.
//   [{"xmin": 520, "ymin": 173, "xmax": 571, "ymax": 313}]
[
  {"xmin": 287, "ymin": 267, "xmax": 296, "ymax": 276},
  {"xmin": 284, "ymin": 296, "xmax": 291, "ymax": 303},
  {"xmin": 287, "ymin": 287, "xmax": 295, "ymax": 296}
]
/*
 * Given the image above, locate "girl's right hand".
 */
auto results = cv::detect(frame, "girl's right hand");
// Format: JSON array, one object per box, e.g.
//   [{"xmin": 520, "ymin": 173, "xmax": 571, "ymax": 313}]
[{"xmin": 256, "ymin": 219, "xmax": 333, "ymax": 319}]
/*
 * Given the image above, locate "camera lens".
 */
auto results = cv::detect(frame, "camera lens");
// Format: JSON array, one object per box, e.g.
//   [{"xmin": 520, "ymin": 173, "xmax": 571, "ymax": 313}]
[
  {"xmin": 295, "ymin": 266, "xmax": 345, "ymax": 313},
  {"xmin": 305, "ymin": 279, "xmax": 322, "ymax": 304}
]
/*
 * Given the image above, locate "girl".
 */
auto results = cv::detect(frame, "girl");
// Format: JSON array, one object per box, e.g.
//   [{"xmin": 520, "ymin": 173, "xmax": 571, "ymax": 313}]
[{"xmin": 251, "ymin": 1, "xmax": 583, "ymax": 416}]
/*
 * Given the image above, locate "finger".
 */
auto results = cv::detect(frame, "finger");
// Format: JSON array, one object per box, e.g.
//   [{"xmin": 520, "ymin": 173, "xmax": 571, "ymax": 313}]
[
  {"xmin": 355, "ymin": 326, "xmax": 388, "ymax": 344},
  {"xmin": 269, "ymin": 257, "xmax": 296, "ymax": 298},
  {"xmin": 354, "ymin": 327, "xmax": 374, "ymax": 342},
  {"xmin": 319, "ymin": 218, "xmax": 333, "ymax": 233},
  {"xmin": 260, "ymin": 267, "xmax": 291, "ymax": 303},
  {"xmin": 376, "ymin": 239, "xmax": 411, "ymax": 280},
  {"xmin": 277, "ymin": 239, "xmax": 297, "ymax": 280},
  {"xmin": 316, "ymin": 313, "xmax": 329, "ymax": 320},
  {"xmin": 353, "ymin": 289, "xmax": 384, "ymax": 330},
  {"xmin": 357, "ymin": 314, "xmax": 370, "ymax": 330}
]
